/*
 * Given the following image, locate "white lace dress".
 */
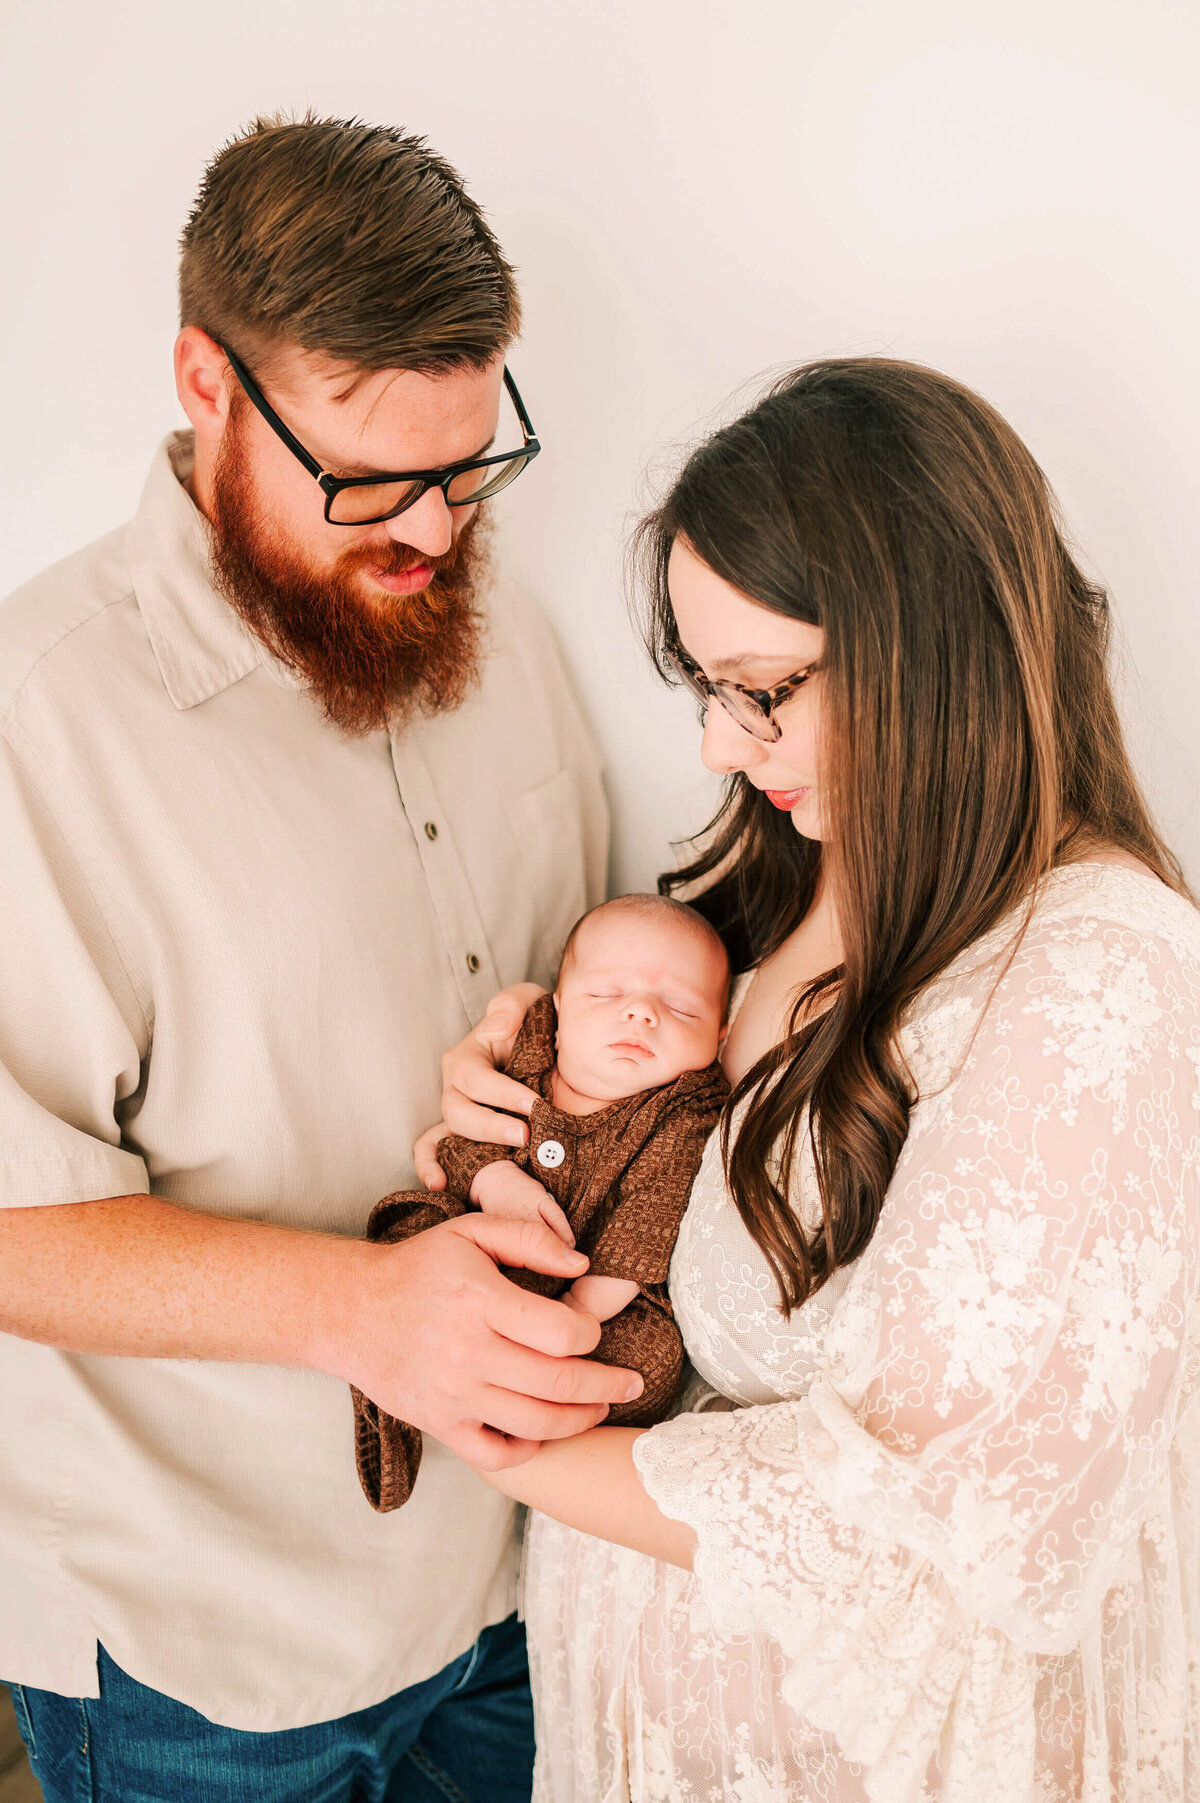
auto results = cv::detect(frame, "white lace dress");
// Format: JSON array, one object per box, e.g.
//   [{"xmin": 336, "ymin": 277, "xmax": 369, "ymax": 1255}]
[{"xmin": 523, "ymin": 864, "xmax": 1200, "ymax": 1802}]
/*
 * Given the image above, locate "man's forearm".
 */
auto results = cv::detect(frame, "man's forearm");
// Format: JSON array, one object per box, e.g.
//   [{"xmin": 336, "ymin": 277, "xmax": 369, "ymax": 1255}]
[
  {"xmin": 0, "ymin": 1194, "xmax": 638, "ymax": 1464},
  {"xmin": 0, "ymin": 1194, "xmax": 368, "ymax": 1373}
]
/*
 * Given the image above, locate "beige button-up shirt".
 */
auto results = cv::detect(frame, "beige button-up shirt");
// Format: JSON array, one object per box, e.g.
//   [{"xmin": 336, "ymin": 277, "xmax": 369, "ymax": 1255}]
[{"xmin": 0, "ymin": 434, "xmax": 608, "ymax": 1729}]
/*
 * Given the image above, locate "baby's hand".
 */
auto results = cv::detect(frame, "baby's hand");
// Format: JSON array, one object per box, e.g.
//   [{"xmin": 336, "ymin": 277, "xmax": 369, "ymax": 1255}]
[
  {"xmin": 564, "ymin": 1274, "xmax": 640, "ymax": 1323},
  {"xmin": 469, "ymin": 1161, "xmax": 576, "ymax": 1247}
]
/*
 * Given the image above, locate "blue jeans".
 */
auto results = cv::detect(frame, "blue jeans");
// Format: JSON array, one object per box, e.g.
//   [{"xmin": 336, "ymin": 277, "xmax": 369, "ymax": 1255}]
[{"xmin": 7, "ymin": 1615, "xmax": 534, "ymax": 1802}]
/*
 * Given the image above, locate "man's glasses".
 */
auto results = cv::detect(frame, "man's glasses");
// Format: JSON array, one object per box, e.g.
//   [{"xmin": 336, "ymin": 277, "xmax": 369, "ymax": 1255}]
[
  {"xmin": 665, "ymin": 645, "xmax": 817, "ymax": 743},
  {"xmin": 220, "ymin": 344, "xmax": 541, "ymax": 526}
]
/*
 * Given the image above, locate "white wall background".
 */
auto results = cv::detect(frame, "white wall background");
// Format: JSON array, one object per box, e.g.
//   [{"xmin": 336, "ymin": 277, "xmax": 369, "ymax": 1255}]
[{"xmin": 2, "ymin": 0, "xmax": 1197, "ymax": 889}]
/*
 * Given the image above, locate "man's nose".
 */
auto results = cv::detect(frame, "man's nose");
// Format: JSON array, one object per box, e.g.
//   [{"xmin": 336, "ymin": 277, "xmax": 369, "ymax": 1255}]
[
  {"xmin": 381, "ymin": 486, "xmax": 456, "ymax": 558},
  {"xmin": 700, "ymin": 700, "xmax": 765, "ymax": 776}
]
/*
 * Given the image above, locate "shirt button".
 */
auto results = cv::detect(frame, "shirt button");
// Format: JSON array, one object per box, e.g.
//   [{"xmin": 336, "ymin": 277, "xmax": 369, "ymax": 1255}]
[
  {"xmin": 424, "ymin": 821, "xmax": 439, "ymax": 841},
  {"xmin": 466, "ymin": 953, "xmax": 481, "ymax": 973},
  {"xmin": 536, "ymin": 1140, "xmax": 566, "ymax": 1169}
]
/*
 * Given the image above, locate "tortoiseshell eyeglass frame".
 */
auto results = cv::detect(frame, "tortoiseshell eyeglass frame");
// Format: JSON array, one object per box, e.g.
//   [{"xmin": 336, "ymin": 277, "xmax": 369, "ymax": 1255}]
[{"xmin": 665, "ymin": 644, "xmax": 817, "ymax": 743}]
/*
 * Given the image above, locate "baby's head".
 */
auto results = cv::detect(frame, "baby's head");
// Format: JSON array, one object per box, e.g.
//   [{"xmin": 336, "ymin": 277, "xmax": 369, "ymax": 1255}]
[{"xmin": 552, "ymin": 895, "xmax": 730, "ymax": 1103}]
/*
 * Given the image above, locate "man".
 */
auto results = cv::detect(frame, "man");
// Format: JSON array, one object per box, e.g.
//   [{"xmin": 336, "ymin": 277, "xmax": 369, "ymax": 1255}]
[{"xmin": 0, "ymin": 114, "xmax": 631, "ymax": 1801}]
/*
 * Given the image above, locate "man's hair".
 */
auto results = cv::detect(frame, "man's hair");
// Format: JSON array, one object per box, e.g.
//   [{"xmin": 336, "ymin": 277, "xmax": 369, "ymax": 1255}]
[
  {"xmin": 179, "ymin": 113, "xmax": 520, "ymax": 373},
  {"xmin": 557, "ymin": 894, "xmax": 731, "ymax": 1008}
]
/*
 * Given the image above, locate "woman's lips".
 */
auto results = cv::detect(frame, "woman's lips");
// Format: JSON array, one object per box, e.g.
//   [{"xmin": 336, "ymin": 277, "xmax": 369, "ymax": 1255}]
[
  {"xmin": 366, "ymin": 562, "xmax": 433, "ymax": 595},
  {"xmin": 764, "ymin": 786, "xmax": 812, "ymax": 809}
]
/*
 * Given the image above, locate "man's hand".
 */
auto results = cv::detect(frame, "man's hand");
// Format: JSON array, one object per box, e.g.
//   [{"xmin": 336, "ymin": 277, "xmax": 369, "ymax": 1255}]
[
  {"xmin": 0, "ymin": 1194, "xmax": 642, "ymax": 1475},
  {"xmin": 470, "ymin": 1160, "xmax": 575, "ymax": 1245},
  {"xmin": 324, "ymin": 1211, "xmax": 643, "ymax": 1474},
  {"xmin": 414, "ymin": 982, "xmax": 545, "ymax": 1189}
]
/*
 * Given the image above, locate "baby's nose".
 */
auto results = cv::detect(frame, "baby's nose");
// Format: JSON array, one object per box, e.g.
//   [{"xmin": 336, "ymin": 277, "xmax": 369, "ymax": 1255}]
[{"xmin": 622, "ymin": 995, "xmax": 658, "ymax": 1024}]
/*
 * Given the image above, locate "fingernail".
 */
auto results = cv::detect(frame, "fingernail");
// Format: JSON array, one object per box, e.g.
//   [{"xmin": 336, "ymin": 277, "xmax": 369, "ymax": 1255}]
[
  {"xmin": 624, "ymin": 1377, "xmax": 644, "ymax": 1401},
  {"xmin": 508, "ymin": 1127, "xmax": 527, "ymax": 1147},
  {"xmin": 568, "ymin": 1250, "xmax": 588, "ymax": 1268}
]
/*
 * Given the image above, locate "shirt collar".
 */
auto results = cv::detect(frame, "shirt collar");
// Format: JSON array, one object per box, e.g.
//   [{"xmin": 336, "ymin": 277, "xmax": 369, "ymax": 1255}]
[{"xmin": 127, "ymin": 431, "xmax": 265, "ymax": 710}]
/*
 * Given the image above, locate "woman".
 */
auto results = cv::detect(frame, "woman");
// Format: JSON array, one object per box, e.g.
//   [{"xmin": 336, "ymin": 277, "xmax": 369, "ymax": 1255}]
[{"xmin": 421, "ymin": 359, "xmax": 1200, "ymax": 1800}]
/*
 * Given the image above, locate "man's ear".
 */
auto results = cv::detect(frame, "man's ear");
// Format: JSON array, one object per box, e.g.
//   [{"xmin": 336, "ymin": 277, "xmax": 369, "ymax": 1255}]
[{"xmin": 174, "ymin": 326, "xmax": 235, "ymax": 446}]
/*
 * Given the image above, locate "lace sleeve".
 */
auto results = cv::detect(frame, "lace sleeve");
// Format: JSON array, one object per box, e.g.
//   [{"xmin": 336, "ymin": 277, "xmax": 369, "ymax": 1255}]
[{"xmin": 634, "ymin": 900, "xmax": 1200, "ymax": 1799}]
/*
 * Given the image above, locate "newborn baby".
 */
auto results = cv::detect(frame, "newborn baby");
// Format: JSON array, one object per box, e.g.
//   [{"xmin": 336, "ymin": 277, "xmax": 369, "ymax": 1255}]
[{"xmin": 352, "ymin": 893, "xmax": 731, "ymax": 1510}]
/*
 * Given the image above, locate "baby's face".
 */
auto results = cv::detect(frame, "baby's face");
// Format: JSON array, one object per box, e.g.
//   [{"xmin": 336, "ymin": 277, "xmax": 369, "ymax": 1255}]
[{"xmin": 553, "ymin": 911, "xmax": 727, "ymax": 1103}]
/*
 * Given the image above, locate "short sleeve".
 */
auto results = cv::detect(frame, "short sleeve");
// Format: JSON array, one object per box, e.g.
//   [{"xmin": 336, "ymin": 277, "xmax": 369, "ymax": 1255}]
[
  {"xmin": 435, "ymin": 1131, "xmax": 522, "ymax": 1196},
  {"xmin": 635, "ymin": 895, "xmax": 1200, "ymax": 1799},
  {"xmin": 0, "ymin": 731, "xmax": 150, "ymax": 1205}
]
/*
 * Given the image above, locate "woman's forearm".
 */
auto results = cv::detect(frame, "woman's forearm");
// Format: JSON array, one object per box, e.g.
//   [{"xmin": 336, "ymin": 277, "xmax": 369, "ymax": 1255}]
[{"xmin": 484, "ymin": 1425, "xmax": 697, "ymax": 1568}]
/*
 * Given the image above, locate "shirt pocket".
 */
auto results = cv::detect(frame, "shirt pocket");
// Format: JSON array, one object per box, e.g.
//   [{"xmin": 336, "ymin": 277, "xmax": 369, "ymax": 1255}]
[{"xmin": 504, "ymin": 767, "xmax": 591, "ymax": 983}]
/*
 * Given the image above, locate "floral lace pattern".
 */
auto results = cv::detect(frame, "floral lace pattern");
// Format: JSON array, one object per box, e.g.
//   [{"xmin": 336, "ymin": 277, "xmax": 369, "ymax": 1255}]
[{"xmin": 523, "ymin": 865, "xmax": 1200, "ymax": 1801}]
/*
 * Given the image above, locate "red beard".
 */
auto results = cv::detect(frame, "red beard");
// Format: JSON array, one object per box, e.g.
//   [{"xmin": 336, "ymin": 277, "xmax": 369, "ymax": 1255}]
[{"xmin": 207, "ymin": 403, "xmax": 487, "ymax": 735}]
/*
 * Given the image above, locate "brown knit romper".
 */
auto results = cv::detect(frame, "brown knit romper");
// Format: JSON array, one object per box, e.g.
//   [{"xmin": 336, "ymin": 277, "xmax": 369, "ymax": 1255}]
[{"xmin": 352, "ymin": 993, "xmax": 729, "ymax": 1510}]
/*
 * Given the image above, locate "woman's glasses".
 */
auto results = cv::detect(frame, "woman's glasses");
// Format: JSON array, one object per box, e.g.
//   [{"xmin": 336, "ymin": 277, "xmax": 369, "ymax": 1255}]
[
  {"xmin": 220, "ymin": 344, "xmax": 541, "ymax": 526},
  {"xmin": 665, "ymin": 645, "xmax": 816, "ymax": 743}
]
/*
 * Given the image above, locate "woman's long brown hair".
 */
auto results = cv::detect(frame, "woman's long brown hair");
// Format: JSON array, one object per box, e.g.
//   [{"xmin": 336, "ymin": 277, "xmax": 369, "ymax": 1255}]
[{"xmin": 637, "ymin": 358, "xmax": 1189, "ymax": 1315}]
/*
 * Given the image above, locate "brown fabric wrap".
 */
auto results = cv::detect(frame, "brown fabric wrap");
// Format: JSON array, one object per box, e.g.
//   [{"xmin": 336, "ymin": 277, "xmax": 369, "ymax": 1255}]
[{"xmin": 351, "ymin": 993, "xmax": 729, "ymax": 1510}]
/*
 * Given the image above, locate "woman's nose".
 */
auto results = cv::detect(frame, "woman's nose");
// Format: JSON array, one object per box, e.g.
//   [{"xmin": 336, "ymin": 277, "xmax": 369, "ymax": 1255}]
[
  {"xmin": 381, "ymin": 487, "xmax": 456, "ymax": 558},
  {"xmin": 700, "ymin": 701, "xmax": 765, "ymax": 776}
]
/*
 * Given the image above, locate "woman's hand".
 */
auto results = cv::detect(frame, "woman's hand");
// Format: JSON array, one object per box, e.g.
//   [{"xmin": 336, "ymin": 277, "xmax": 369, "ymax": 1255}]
[{"xmin": 414, "ymin": 982, "xmax": 547, "ymax": 1189}]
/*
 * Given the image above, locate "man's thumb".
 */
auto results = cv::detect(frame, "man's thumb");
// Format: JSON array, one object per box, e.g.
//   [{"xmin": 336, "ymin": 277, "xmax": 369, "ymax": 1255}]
[{"xmin": 455, "ymin": 1211, "xmax": 590, "ymax": 1277}]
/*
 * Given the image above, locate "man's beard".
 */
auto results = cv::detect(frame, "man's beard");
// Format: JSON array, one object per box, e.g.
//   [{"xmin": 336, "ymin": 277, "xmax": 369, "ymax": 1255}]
[{"xmin": 207, "ymin": 406, "xmax": 487, "ymax": 735}]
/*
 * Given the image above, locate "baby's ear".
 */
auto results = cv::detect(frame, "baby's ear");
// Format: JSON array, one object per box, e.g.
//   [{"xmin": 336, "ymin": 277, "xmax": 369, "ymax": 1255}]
[{"xmin": 717, "ymin": 1022, "xmax": 730, "ymax": 1044}]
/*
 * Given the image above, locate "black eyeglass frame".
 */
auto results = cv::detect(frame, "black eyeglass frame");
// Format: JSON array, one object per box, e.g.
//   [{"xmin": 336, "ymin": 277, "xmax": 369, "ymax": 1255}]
[
  {"xmin": 220, "ymin": 343, "xmax": 541, "ymax": 526},
  {"xmin": 665, "ymin": 645, "xmax": 817, "ymax": 744}
]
